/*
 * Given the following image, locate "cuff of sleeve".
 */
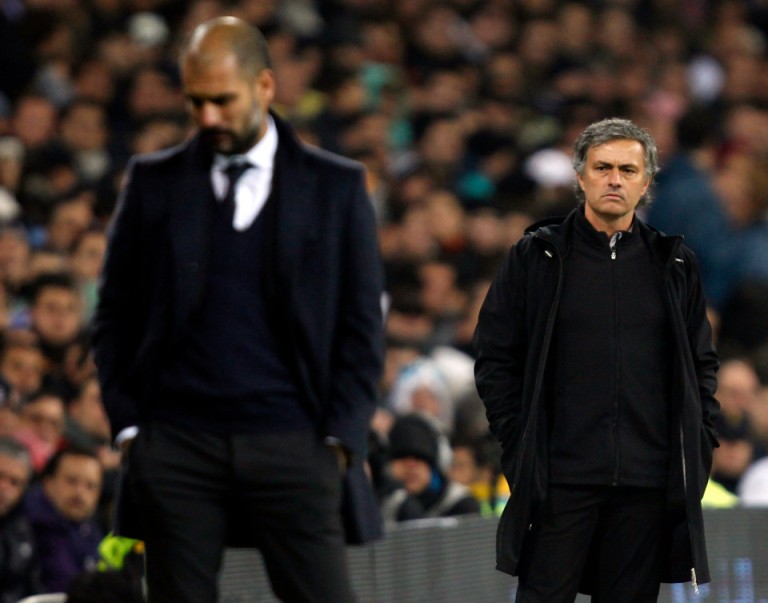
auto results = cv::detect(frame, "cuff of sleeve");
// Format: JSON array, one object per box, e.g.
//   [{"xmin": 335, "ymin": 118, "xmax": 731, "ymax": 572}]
[
  {"xmin": 323, "ymin": 436, "xmax": 354, "ymax": 464},
  {"xmin": 115, "ymin": 426, "xmax": 139, "ymax": 446}
]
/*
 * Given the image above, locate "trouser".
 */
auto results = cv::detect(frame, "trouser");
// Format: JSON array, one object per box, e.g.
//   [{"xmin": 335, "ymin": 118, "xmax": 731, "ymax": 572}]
[
  {"xmin": 126, "ymin": 421, "xmax": 354, "ymax": 603},
  {"xmin": 516, "ymin": 484, "xmax": 667, "ymax": 603}
]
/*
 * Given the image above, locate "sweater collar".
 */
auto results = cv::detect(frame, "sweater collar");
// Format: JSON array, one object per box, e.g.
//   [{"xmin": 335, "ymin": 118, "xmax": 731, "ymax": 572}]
[{"xmin": 572, "ymin": 204, "xmax": 636, "ymax": 247}]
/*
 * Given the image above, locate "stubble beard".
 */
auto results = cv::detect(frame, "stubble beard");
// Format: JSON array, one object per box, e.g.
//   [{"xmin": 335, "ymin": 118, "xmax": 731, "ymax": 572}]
[{"xmin": 203, "ymin": 103, "xmax": 264, "ymax": 156}]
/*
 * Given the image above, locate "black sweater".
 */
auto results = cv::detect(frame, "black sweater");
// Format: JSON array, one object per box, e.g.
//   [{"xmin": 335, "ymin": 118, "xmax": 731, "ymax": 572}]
[
  {"xmin": 155, "ymin": 192, "xmax": 310, "ymax": 434},
  {"xmin": 548, "ymin": 210, "xmax": 673, "ymax": 488}
]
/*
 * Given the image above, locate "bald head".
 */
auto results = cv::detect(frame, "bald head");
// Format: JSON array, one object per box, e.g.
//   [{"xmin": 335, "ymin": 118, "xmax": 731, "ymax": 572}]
[
  {"xmin": 179, "ymin": 16, "xmax": 276, "ymax": 154},
  {"xmin": 181, "ymin": 17, "xmax": 271, "ymax": 81}
]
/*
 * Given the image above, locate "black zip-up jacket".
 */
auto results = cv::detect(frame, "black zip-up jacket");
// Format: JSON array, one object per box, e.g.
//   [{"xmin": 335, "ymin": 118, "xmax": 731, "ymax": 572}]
[
  {"xmin": 474, "ymin": 207, "xmax": 720, "ymax": 590},
  {"xmin": 549, "ymin": 209, "xmax": 673, "ymax": 488}
]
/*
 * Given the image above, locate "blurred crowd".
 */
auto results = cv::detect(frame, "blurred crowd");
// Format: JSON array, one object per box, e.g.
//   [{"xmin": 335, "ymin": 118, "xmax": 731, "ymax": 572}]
[{"xmin": 1, "ymin": 0, "xmax": 768, "ymax": 598}]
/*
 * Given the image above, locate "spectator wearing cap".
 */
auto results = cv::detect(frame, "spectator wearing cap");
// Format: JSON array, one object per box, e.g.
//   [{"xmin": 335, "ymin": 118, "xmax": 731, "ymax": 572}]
[
  {"xmin": 388, "ymin": 358, "xmax": 455, "ymax": 431},
  {"xmin": 380, "ymin": 412, "xmax": 480, "ymax": 523}
]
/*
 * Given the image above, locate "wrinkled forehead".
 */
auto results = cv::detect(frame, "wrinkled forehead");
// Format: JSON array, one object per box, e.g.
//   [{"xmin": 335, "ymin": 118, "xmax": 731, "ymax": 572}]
[{"xmin": 586, "ymin": 138, "xmax": 647, "ymax": 165}]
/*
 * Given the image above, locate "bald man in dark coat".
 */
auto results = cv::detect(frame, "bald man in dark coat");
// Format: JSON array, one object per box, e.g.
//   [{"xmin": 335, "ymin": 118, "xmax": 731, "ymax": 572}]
[{"xmin": 93, "ymin": 17, "xmax": 384, "ymax": 603}]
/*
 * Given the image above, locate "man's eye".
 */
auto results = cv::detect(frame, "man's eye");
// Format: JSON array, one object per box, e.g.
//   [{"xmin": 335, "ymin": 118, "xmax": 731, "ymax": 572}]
[{"xmin": 189, "ymin": 97, "xmax": 230, "ymax": 108}]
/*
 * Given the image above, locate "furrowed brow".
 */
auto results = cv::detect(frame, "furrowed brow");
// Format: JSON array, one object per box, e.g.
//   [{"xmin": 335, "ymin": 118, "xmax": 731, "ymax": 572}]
[{"xmin": 186, "ymin": 93, "xmax": 236, "ymax": 106}]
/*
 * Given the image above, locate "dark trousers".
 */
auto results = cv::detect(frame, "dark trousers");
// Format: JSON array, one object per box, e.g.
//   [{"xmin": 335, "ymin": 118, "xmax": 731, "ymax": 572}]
[
  {"xmin": 127, "ymin": 422, "xmax": 354, "ymax": 603},
  {"xmin": 516, "ymin": 484, "xmax": 667, "ymax": 603}
]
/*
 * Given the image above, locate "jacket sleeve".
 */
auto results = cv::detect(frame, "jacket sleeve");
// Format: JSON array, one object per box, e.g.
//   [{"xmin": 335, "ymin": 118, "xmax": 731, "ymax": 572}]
[
  {"xmin": 92, "ymin": 158, "xmax": 145, "ymax": 436},
  {"xmin": 324, "ymin": 167, "xmax": 385, "ymax": 459},
  {"xmin": 474, "ymin": 242, "xmax": 530, "ymax": 459}
]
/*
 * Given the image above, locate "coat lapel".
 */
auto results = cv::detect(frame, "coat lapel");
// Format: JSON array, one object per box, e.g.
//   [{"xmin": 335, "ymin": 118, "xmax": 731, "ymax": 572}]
[
  {"xmin": 169, "ymin": 135, "xmax": 215, "ymax": 334},
  {"xmin": 271, "ymin": 115, "xmax": 316, "ymax": 294},
  {"xmin": 166, "ymin": 119, "xmax": 314, "ymax": 332}
]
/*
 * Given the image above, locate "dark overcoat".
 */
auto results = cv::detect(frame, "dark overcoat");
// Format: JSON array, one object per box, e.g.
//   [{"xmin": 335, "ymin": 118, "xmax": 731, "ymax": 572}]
[
  {"xmin": 474, "ymin": 208, "xmax": 720, "ymax": 591},
  {"xmin": 92, "ymin": 112, "xmax": 385, "ymax": 544}
]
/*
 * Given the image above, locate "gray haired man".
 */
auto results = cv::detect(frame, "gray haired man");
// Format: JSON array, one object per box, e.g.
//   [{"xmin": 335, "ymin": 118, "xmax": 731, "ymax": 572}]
[{"xmin": 474, "ymin": 118, "xmax": 720, "ymax": 602}]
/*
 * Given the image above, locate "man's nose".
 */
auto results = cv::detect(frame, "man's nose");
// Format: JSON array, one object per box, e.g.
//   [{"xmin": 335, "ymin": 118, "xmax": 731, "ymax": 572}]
[
  {"xmin": 198, "ymin": 103, "xmax": 222, "ymax": 128},
  {"xmin": 608, "ymin": 168, "xmax": 622, "ymax": 185}
]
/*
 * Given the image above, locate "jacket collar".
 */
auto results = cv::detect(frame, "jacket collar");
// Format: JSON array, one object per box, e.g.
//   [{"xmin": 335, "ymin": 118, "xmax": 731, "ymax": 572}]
[
  {"xmin": 527, "ymin": 204, "xmax": 684, "ymax": 265},
  {"xmin": 166, "ymin": 111, "xmax": 314, "ymax": 329}
]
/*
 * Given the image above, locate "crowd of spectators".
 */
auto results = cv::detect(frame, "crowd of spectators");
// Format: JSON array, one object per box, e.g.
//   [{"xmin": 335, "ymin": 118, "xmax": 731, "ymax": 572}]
[{"xmin": 2, "ymin": 0, "xmax": 768, "ymax": 598}]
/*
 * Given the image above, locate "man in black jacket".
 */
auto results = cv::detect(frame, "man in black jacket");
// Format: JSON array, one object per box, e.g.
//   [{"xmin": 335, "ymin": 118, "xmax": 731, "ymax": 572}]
[
  {"xmin": 474, "ymin": 118, "xmax": 720, "ymax": 602},
  {"xmin": 93, "ymin": 16, "xmax": 384, "ymax": 603}
]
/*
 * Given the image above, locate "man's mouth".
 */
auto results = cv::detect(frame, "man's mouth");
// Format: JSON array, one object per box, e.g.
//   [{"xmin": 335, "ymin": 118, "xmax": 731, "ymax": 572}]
[{"xmin": 202, "ymin": 129, "xmax": 232, "ymax": 143}]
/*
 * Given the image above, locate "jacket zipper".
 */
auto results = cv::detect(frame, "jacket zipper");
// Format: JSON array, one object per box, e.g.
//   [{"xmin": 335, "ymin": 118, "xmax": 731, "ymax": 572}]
[
  {"xmin": 609, "ymin": 231, "xmax": 622, "ymax": 260},
  {"xmin": 665, "ymin": 249, "xmax": 700, "ymax": 596},
  {"xmin": 611, "ymin": 232, "xmax": 622, "ymax": 483},
  {"xmin": 680, "ymin": 422, "xmax": 699, "ymax": 595}
]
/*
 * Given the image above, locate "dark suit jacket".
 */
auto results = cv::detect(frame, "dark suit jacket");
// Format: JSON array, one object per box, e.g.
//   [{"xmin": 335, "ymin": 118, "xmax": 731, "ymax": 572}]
[{"xmin": 92, "ymin": 112, "xmax": 385, "ymax": 544}]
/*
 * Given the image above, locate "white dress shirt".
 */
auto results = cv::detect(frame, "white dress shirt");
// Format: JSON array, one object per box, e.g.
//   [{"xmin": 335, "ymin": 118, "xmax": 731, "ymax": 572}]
[{"xmin": 211, "ymin": 115, "xmax": 278, "ymax": 231}]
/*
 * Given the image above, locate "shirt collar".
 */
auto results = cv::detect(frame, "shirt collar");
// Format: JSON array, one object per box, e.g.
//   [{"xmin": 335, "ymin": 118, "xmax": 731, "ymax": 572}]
[{"xmin": 213, "ymin": 114, "xmax": 277, "ymax": 171}]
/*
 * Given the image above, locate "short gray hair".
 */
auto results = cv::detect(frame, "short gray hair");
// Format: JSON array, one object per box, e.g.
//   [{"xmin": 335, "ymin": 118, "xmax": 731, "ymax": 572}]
[{"xmin": 572, "ymin": 117, "xmax": 659, "ymax": 206}]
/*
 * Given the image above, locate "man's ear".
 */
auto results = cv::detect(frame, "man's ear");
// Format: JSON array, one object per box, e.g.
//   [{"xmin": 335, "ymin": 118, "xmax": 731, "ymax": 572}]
[
  {"xmin": 256, "ymin": 69, "xmax": 276, "ymax": 104},
  {"xmin": 643, "ymin": 176, "xmax": 653, "ymax": 195}
]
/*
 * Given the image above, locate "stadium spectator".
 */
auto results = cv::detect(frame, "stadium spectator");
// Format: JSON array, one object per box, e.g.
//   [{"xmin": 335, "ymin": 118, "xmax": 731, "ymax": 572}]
[
  {"xmin": 69, "ymin": 226, "xmax": 106, "ymax": 324},
  {"xmin": 0, "ymin": 337, "xmax": 46, "ymax": 399},
  {"xmin": 449, "ymin": 432, "xmax": 506, "ymax": 517},
  {"xmin": 0, "ymin": 379, "xmax": 21, "ymax": 438},
  {"xmin": 0, "ymin": 225, "xmax": 32, "ymax": 295},
  {"xmin": 64, "ymin": 375, "xmax": 119, "ymax": 530},
  {"xmin": 24, "ymin": 446, "xmax": 104, "ymax": 593},
  {"xmin": 27, "ymin": 272, "xmax": 84, "ymax": 393},
  {"xmin": 737, "ymin": 455, "xmax": 768, "ymax": 506},
  {"xmin": 11, "ymin": 94, "xmax": 58, "ymax": 154},
  {"xmin": 645, "ymin": 104, "xmax": 732, "ymax": 308},
  {"xmin": 15, "ymin": 389, "xmax": 66, "ymax": 472},
  {"xmin": 58, "ymin": 99, "xmax": 112, "ymax": 186},
  {"xmin": 0, "ymin": 435, "xmax": 42, "ymax": 603},
  {"xmin": 44, "ymin": 191, "xmax": 96, "ymax": 254},
  {"xmin": 388, "ymin": 357, "xmax": 454, "ymax": 431},
  {"xmin": 711, "ymin": 358, "xmax": 764, "ymax": 492},
  {"xmin": 380, "ymin": 412, "xmax": 480, "ymax": 523}
]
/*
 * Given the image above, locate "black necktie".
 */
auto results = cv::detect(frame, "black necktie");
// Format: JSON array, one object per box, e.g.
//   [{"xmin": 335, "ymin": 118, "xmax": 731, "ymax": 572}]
[{"xmin": 222, "ymin": 160, "xmax": 252, "ymax": 220}]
